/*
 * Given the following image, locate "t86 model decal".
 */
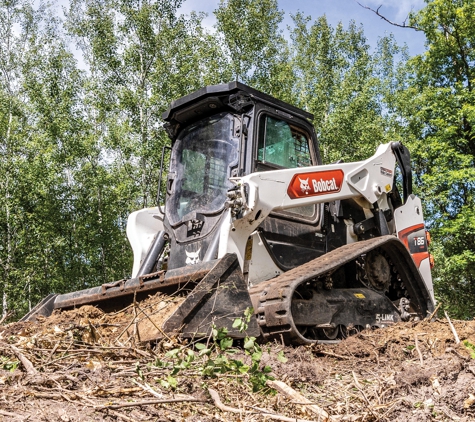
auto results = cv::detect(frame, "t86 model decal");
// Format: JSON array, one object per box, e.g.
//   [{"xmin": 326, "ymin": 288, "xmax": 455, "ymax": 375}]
[
  {"xmin": 398, "ymin": 223, "xmax": 429, "ymax": 268},
  {"xmin": 287, "ymin": 169, "xmax": 344, "ymax": 199}
]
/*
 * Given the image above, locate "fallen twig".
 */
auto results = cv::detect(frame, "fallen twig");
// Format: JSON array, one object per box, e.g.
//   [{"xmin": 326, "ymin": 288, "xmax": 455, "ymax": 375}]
[
  {"xmin": 208, "ymin": 388, "xmax": 247, "ymax": 413},
  {"xmin": 208, "ymin": 388, "xmax": 318, "ymax": 422},
  {"xmin": 266, "ymin": 380, "xmax": 331, "ymax": 421},
  {"xmin": 42, "ymin": 341, "xmax": 60, "ymax": 368},
  {"xmin": 313, "ymin": 349, "xmax": 352, "ymax": 360},
  {"xmin": 0, "ymin": 409, "xmax": 26, "ymax": 419},
  {"xmin": 132, "ymin": 378, "xmax": 164, "ymax": 398},
  {"xmin": 115, "ymin": 313, "xmax": 138, "ymax": 344},
  {"xmin": 427, "ymin": 302, "xmax": 442, "ymax": 321},
  {"xmin": 96, "ymin": 397, "xmax": 205, "ymax": 409},
  {"xmin": 10, "ymin": 344, "xmax": 38, "ymax": 375},
  {"xmin": 106, "ymin": 409, "xmax": 137, "ymax": 421},
  {"xmin": 135, "ymin": 301, "xmax": 173, "ymax": 342},
  {"xmin": 380, "ymin": 398, "xmax": 405, "ymax": 419},
  {"xmin": 444, "ymin": 311, "xmax": 460, "ymax": 345},
  {"xmin": 133, "ymin": 295, "xmax": 141, "ymax": 344},
  {"xmin": 351, "ymin": 371, "xmax": 379, "ymax": 420},
  {"xmin": 414, "ymin": 333, "xmax": 424, "ymax": 366},
  {"xmin": 446, "ymin": 347, "xmax": 470, "ymax": 361}
]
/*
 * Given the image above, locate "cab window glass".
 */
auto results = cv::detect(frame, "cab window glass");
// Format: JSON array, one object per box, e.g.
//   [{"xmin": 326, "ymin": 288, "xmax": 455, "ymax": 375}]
[
  {"xmin": 182, "ymin": 151, "xmax": 228, "ymax": 195},
  {"xmin": 258, "ymin": 116, "xmax": 312, "ymax": 168},
  {"xmin": 257, "ymin": 115, "xmax": 316, "ymax": 220},
  {"xmin": 182, "ymin": 149, "xmax": 206, "ymax": 194}
]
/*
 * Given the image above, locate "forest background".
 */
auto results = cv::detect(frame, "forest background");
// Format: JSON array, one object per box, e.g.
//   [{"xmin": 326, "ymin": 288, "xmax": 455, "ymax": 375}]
[{"xmin": 1, "ymin": 0, "xmax": 473, "ymax": 320}]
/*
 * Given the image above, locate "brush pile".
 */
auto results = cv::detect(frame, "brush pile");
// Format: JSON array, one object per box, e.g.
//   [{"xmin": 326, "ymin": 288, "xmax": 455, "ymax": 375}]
[{"xmin": 1, "ymin": 295, "xmax": 475, "ymax": 421}]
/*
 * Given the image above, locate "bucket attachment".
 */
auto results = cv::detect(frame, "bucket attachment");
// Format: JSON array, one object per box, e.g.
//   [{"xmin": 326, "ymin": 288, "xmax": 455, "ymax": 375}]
[
  {"xmin": 142, "ymin": 253, "xmax": 260, "ymax": 342},
  {"xmin": 21, "ymin": 294, "xmax": 58, "ymax": 322},
  {"xmin": 22, "ymin": 253, "xmax": 259, "ymax": 343}
]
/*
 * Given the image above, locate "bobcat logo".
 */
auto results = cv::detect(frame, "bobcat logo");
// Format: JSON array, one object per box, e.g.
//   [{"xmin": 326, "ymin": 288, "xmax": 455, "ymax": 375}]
[
  {"xmin": 299, "ymin": 177, "xmax": 311, "ymax": 194},
  {"xmin": 185, "ymin": 248, "xmax": 201, "ymax": 265}
]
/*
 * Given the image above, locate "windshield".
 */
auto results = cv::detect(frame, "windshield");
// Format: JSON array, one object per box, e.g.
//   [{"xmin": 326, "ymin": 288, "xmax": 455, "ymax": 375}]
[{"xmin": 166, "ymin": 113, "xmax": 239, "ymax": 225}]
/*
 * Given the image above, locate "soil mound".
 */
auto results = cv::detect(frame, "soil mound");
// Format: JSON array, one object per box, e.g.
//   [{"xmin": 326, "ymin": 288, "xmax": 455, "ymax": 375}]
[{"xmin": 1, "ymin": 299, "xmax": 475, "ymax": 421}]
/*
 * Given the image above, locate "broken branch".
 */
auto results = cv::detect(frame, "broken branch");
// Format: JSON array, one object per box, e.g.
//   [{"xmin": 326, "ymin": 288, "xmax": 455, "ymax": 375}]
[
  {"xmin": 96, "ymin": 397, "xmax": 205, "ymax": 409},
  {"xmin": 10, "ymin": 344, "xmax": 38, "ymax": 375},
  {"xmin": 414, "ymin": 333, "xmax": 424, "ymax": 366},
  {"xmin": 428, "ymin": 302, "xmax": 442, "ymax": 321},
  {"xmin": 208, "ymin": 387, "xmax": 319, "ymax": 422},
  {"xmin": 356, "ymin": 1, "xmax": 422, "ymax": 31},
  {"xmin": 0, "ymin": 311, "xmax": 14, "ymax": 325},
  {"xmin": 131, "ymin": 379, "xmax": 163, "ymax": 398},
  {"xmin": 266, "ymin": 380, "xmax": 330, "ymax": 421},
  {"xmin": 444, "ymin": 310, "xmax": 460, "ymax": 345}
]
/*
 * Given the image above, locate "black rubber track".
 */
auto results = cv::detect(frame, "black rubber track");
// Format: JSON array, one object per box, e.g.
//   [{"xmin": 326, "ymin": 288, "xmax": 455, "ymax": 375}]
[{"xmin": 249, "ymin": 235, "xmax": 434, "ymax": 345}]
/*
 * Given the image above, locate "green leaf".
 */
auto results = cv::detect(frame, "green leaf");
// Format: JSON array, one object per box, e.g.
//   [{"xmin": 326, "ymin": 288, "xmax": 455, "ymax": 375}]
[
  {"xmin": 194, "ymin": 343, "xmax": 207, "ymax": 350},
  {"xmin": 220, "ymin": 337, "xmax": 233, "ymax": 350},
  {"xmin": 251, "ymin": 350, "xmax": 263, "ymax": 362},
  {"xmin": 244, "ymin": 307, "xmax": 254, "ymax": 321},
  {"xmin": 198, "ymin": 348, "xmax": 212, "ymax": 356},
  {"xmin": 276, "ymin": 350, "xmax": 288, "ymax": 363},
  {"xmin": 153, "ymin": 358, "xmax": 167, "ymax": 368},
  {"xmin": 167, "ymin": 375, "xmax": 178, "ymax": 389},
  {"xmin": 263, "ymin": 365, "xmax": 272, "ymax": 373},
  {"xmin": 232, "ymin": 318, "xmax": 242, "ymax": 328},
  {"xmin": 215, "ymin": 355, "xmax": 229, "ymax": 365},
  {"xmin": 463, "ymin": 340, "xmax": 475, "ymax": 359},
  {"xmin": 135, "ymin": 361, "xmax": 144, "ymax": 380},
  {"xmin": 165, "ymin": 348, "xmax": 180, "ymax": 358},
  {"xmin": 0, "ymin": 356, "xmax": 19, "ymax": 372},
  {"xmin": 244, "ymin": 337, "xmax": 255, "ymax": 350},
  {"xmin": 215, "ymin": 327, "xmax": 228, "ymax": 340},
  {"xmin": 238, "ymin": 364, "xmax": 250, "ymax": 374}
]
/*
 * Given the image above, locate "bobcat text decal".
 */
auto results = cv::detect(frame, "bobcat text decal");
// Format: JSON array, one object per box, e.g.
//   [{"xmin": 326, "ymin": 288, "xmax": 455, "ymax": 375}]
[{"xmin": 287, "ymin": 169, "xmax": 344, "ymax": 199}]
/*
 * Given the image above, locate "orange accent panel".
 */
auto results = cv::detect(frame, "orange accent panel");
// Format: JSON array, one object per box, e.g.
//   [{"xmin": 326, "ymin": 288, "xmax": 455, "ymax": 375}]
[
  {"xmin": 287, "ymin": 169, "xmax": 344, "ymax": 199},
  {"xmin": 398, "ymin": 223, "xmax": 429, "ymax": 268}
]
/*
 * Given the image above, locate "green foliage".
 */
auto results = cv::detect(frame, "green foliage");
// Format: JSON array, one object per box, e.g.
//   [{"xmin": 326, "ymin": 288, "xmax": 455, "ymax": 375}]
[
  {"xmin": 397, "ymin": 0, "xmax": 475, "ymax": 317},
  {"xmin": 276, "ymin": 350, "xmax": 288, "ymax": 363},
  {"xmin": 150, "ymin": 315, "xmax": 277, "ymax": 393},
  {"xmin": 289, "ymin": 14, "xmax": 405, "ymax": 163},
  {"xmin": 0, "ymin": 356, "xmax": 19, "ymax": 372},
  {"xmin": 0, "ymin": 0, "xmax": 90, "ymax": 316},
  {"xmin": 215, "ymin": 0, "xmax": 292, "ymax": 97},
  {"xmin": 65, "ymin": 0, "xmax": 192, "ymax": 208},
  {"xmin": 0, "ymin": 0, "xmax": 229, "ymax": 318},
  {"xmin": 135, "ymin": 361, "xmax": 145, "ymax": 380},
  {"xmin": 232, "ymin": 306, "xmax": 254, "ymax": 333},
  {"xmin": 463, "ymin": 340, "xmax": 475, "ymax": 359},
  {"xmin": 5, "ymin": 0, "xmax": 467, "ymax": 322}
]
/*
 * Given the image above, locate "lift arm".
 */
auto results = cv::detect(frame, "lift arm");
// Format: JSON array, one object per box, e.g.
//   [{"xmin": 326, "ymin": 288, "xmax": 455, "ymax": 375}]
[{"xmin": 221, "ymin": 142, "xmax": 398, "ymax": 266}]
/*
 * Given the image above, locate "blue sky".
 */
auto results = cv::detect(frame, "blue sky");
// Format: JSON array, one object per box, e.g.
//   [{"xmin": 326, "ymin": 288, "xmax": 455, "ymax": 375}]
[{"xmin": 180, "ymin": 0, "xmax": 427, "ymax": 56}]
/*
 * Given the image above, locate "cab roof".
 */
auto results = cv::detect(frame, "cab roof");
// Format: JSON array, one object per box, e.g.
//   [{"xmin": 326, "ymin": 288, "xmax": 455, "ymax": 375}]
[{"xmin": 162, "ymin": 81, "xmax": 314, "ymax": 139}]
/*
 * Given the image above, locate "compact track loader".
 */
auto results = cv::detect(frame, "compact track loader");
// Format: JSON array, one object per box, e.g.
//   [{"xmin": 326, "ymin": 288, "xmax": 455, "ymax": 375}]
[{"xmin": 23, "ymin": 82, "xmax": 435, "ymax": 345}]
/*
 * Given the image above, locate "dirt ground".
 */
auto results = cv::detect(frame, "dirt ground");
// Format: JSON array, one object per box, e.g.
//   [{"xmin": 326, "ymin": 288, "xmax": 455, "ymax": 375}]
[{"xmin": 1, "ymin": 295, "xmax": 475, "ymax": 422}]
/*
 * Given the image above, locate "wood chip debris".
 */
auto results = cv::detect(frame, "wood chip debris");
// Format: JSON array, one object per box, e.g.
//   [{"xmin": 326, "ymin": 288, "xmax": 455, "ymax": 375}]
[{"xmin": 0, "ymin": 298, "xmax": 475, "ymax": 421}]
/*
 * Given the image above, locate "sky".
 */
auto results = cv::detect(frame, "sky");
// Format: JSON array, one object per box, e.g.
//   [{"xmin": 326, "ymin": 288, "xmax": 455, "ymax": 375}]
[{"xmin": 180, "ymin": 0, "xmax": 427, "ymax": 57}]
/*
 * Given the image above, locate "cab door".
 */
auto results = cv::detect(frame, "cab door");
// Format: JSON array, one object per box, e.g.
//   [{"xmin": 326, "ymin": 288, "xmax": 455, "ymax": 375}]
[{"xmin": 252, "ymin": 112, "xmax": 326, "ymax": 271}]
